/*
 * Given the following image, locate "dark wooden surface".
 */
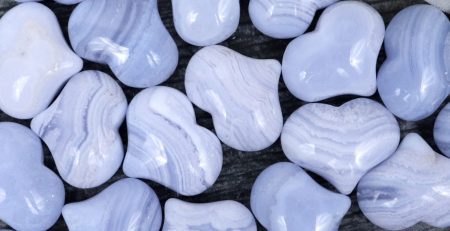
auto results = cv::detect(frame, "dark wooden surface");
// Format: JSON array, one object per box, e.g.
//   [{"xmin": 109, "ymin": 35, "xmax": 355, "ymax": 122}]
[{"xmin": 0, "ymin": 0, "xmax": 448, "ymax": 230}]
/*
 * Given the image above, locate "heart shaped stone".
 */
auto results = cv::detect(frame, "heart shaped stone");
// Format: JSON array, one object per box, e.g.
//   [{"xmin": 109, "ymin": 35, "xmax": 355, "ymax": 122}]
[
  {"xmin": 63, "ymin": 178, "xmax": 161, "ymax": 231},
  {"xmin": 0, "ymin": 2, "xmax": 83, "ymax": 119},
  {"xmin": 172, "ymin": 0, "xmax": 240, "ymax": 46},
  {"xmin": 185, "ymin": 45, "xmax": 283, "ymax": 151},
  {"xmin": 31, "ymin": 71, "xmax": 127, "ymax": 189},
  {"xmin": 377, "ymin": 5, "xmax": 450, "ymax": 121},
  {"xmin": 434, "ymin": 103, "xmax": 450, "ymax": 157},
  {"xmin": 123, "ymin": 86, "xmax": 222, "ymax": 196},
  {"xmin": 281, "ymin": 98, "xmax": 400, "ymax": 194},
  {"xmin": 358, "ymin": 133, "xmax": 450, "ymax": 230},
  {"xmin": 251, "ymin": 162, "xmax": 351, "ymax": 231},
  {"xmin": 163, "ymin": 198, "xmax": 256, "ymax": 231},
  {"xmin": 16, "ymin": 0, "xmax": 84, "ymax": 4},
  {"xmin": 68, "ymin": 0, "xmax": 178, "ymax": 88},
  {"xmin": 249, "ymin": 0, "xmax": 338, "ymax": 39},
  {"xmin": 0, "ymin": 122, "xmax": 65, "ymax": 231},
  {"xmin": 282, "ymin": 1, "xmax": 384, "ymax": 102}
]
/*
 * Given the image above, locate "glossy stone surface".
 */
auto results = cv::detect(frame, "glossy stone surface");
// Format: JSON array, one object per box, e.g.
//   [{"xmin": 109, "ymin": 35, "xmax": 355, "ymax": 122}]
[
  {"xmin": 0, "ymin": 122, "xmax": 65, "ymax": 231},
  {"xmin": 281, "ymin": 98, "xmax": 400, "ymax": 194},
  {"xmin": 358, "ymin": 133, "xmax": 450, "ymax": 230},
  {"xmin": 185, "ymin": 45, "xmax": 283, "ymax": 151},
  {"xmin": 282, "ymin": 1, "xmax": 384, "ymax": 102},
  {"xmin": 31, "ymin": 71, "xmax": 127, "ymax": 188},
  {"xmin": 172, "ymin": 0, "xmax": 240, "ymax": 46},
  {"xmin": 68, "ymin": 0, "xmax": 178, "ymax": 88},
  {"xmin": 123, "ymin": 86, "xmax": 222, "ymax": 196},
  {"xmin": 251, "ymin": 162, "xmax": 351, "ymax": 231},
  {"xmin": 163, "ymin": 198, "xmax": 256, "ymax": 231},
  {"xmin": 434, "ymin": 103, "xmax": 450, "ymax": 157},
  {"xmin": 0, "ymin": 2, "xmax": 82, "ymax": 119},
  {"xmin": 377, "ymin": 5, "xmax": 450, "ymax": 121},
  {"xmin": 63, "ymin": 178, "xmax": 162, "ymax": 231},
  {"xmin": 249, "ymin": 0, "xmax": 338, "ymax": 39},
  {"xmin": 425, "ymin": 0, "xmax": 450, "ymax": 12}
]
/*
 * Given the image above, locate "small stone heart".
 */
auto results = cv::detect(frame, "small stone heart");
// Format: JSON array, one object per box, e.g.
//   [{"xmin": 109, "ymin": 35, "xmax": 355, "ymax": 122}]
[
  {"xmin": 281, "ymin": 98, "xmax": 400, "ymax": 194},
  {"xmin": 123, "ymin": 86, "xmax": 222, "ymax": 196},
  {"xmin": 31, "ymin": 71, "xmax": 127, "ymax": 189},
  {"xmin": 68, "ymin": 0, "xmax": 178, "ymax": 88},
  {"xmin": 282, "ymin": 1, "xmax": 384, "ymax": 102},
  {"xmin": 0, "ymin": 122, "xmax": 65, "ymax": 231},
  {"xmin": 377, "ymin": 4, "xmax": 450, "ymax": 121},
  {"xmin": 358, "ymin": 133, "xmax": 450, "ymax": 230},
  {"xmin": 251, "ymin": 162, "xmax": 351, "ymax": 231},
  {"xmin": 63, "ymin": 178, "xmax": 161, "ymax": 231},
  {"xmin": 249, "ymin": 0, "xmax": 338, "ymax": 39},
  {"xmin": 163, "ymin": 198, "xmax": 256, "ymax": 231},
  {"xmin": 185, "ymin": 45, "xmax": 283, "ymax": 151},
  {"xmin": 172, "ymin": 0, "xmax": 240, "ymax": 46},
  {"xmin": 0, "ymin": 3, "xmax": 83, "ymax": 119}
]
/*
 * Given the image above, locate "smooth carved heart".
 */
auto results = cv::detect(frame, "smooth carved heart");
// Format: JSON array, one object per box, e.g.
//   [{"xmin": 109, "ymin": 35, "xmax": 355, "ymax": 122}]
[
  {"xmin": 358, "ymin": 133, "xmax": 450, "ymax": 230},
  {"xmin": 0, "ymin": 3, "xmax": 83, "ymax": 119},
  {"xmin": 172, "ymin": 0, "xmax": 240, "ymax": 46},
  {"xmin": 123, "ymin": 86, "xmax": 222, "ymax": 196},
  {"xmin": 63, "ymin": 178, "xmax": 162, "ymax": 231},
  {"xmin": 377, "ymin": 4, "xmax": 450, "ymax": 121},
  {"xmin": 68, "ymin": 0, "xmax": 178, "ymax": 88},
  {"xmin": 163, "ymin": 199, "xmax": 256, "ymax": 231},
  {"xmin": 31, "ymin": 71, "xmax": 127, "ymax": 189},
  {"xmin": 185, "ymin": 45, "xmax": 283, "ymax": 152},
  {"xmin": 282, "ymin": 1, "xmax": 384, "ymax": 102},
  {"xmin": 281, "ymin": 98, "xmax": 400, "ymax": 194},
  {"xmin": 251, "ymin": 162, "xmax": 351, "ymax": 231},
  {"xmin": 0, "ymin": 122, "xmax": 65, "ymax": 231},
  {"xmin": 249, "ymin": 0, "xmax": 338, "ymax": 39}
]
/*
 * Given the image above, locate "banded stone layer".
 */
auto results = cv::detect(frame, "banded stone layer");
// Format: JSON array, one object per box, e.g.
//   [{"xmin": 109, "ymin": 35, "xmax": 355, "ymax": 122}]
[
  {"xmin": 358, "ymin": 133, "xmax": 450, "ymax": 230},
  {"xmin": 68, "ymin": 0, "xmax": 178, "ymax": 88},
  {"xmin": 377, "ymin": 4, "xmax": 450, "ymax": 121},
  {"xmin": 163, "ymin": 199, "xmax": 256, "ymax": 231},
  {"xmin": 281, "ymin": 98, "xmax": 400, "ymax": 194},
  {"xmin": 249, "ymin": 0, "xmax": 338, "ymax": 39},
  {"xmin": 31, "ymin": 71, "xmax": 127, "ymax": 188},
  {"xmin": 251, "ymin": 162, "xmax": 351, "ymax": 231},
  {"xmin": 123, "ymin": 86, "xmax": 223, "ymax": 196},
  {"xmin": 63, "ymin": 178, "xmax": 162, "ymax": 231},
  {"xmin": 185, "ymin": 45, "xmax": 283, "ymax": 152}
]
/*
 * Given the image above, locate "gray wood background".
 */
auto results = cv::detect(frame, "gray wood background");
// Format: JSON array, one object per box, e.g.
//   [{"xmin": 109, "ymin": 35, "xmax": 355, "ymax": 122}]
[{"xmin": 0, "ymin": 0, "xmax": 448, "ymax": 230}]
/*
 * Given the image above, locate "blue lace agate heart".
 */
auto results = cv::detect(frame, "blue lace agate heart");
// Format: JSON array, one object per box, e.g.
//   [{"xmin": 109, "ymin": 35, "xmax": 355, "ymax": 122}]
[
  {"xmin": 377, "ymin": 4, "xmax": 450, "ymax": 121},
  {"xmin": 0, "ymin": 122, "xmax": 65, "ymax": 231},
  {"xmin": 68, "ymin": 0, "xmax": 178, "ymax": 88},
  {"xmin": 282, "ymin": 1, "xmax": 384, "ymax": 102}
]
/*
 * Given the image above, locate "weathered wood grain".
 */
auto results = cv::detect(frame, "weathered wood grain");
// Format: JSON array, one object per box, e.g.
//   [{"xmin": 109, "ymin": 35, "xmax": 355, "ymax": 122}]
[{"xmin": 0, "ymin": 0, "xmax": 448, "ymax": 230}]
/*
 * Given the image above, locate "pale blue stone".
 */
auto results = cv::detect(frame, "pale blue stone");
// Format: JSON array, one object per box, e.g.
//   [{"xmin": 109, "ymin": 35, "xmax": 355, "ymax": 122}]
[
  {"xmin": 16, "ymin": 0, "xmax": 84, "ymax": 4},
  {"xmin": 185, "ymin": 45, "xmax": 283, "ymax": 151},
  {"xmin": 63, "ymin": 178, "xmax": 161, "ymax": 231},
  {"xmin": 434, "ymin": 103, "xmax": 450, "ymax": 157},
  {"xmin": 123, "ymin": 86, "xmax": 222, "ymax": 196},
  {"xmin": 249, "ymin": 0, "xmax": 338, "ymax": 39},
  {"xmin": 31, "ymin": 71, "xmax": 127, "ymax": 189},
  {"xmin": 358, "ymin": 133, "xmax": 450, "ymax": 230},
  {"xmin": 282, "ymin": 1, "xmax": 384, "ymax": 102},
  {"xmin": 68, "ymin": 0, "xmax": 178, "ymax": 88},
  {"xmin": 172, "ymin": 0, "xmax": 240, "ymax": 46},
  {"xmin": 163, "ymin": 198, "xmax": 257, "ymax": 231},
  {"xmin": 251, "ymin": 162, "xmax": 350, "ymax": 231},
  {"xmin": 281, "ymin": 98, "xmax": 400, "ymax": 194},
  {"xmin": 377, "ymin": 4, "xmax": 450, "ymax": 121},
  {"xmin": 0, "ymin": 122, "xmax": 65, "ymax": 231}
]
